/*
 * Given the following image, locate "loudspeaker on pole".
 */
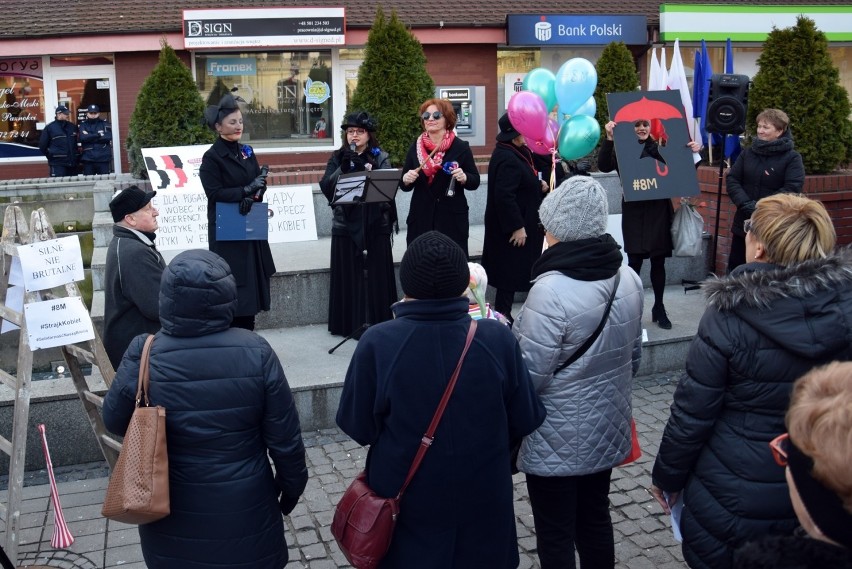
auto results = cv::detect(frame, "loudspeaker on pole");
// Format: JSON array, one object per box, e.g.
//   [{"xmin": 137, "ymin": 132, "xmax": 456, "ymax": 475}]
[{"xmin": 706, "ymin": 74, "xmax": 750, "ymax": 135}]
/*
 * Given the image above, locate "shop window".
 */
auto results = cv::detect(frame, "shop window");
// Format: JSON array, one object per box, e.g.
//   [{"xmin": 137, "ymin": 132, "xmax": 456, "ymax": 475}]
[
  {"xmin": 0, "ymin": 58, "xmax": 44, "ymax": 158},
  {"xmin": 196, "ymin": 51, "xmax": 333, "ymax": 149}
]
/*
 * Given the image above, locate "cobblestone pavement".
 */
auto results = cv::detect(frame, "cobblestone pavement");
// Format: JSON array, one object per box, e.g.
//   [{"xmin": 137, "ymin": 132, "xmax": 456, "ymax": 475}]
[{"xmin": 2, "ymin": 370, "xmax": 685, "ymax": 568}]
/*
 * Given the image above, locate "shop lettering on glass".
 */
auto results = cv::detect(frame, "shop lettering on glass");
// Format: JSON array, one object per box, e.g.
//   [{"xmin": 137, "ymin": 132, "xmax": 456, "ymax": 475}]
[{"xmin": 0, "ymin": 58, "xmax": 42, "ymax": 145}]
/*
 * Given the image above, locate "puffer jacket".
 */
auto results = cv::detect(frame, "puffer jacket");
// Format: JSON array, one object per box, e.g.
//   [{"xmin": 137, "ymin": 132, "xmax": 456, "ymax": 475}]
[
  {"xmin": 513, "ymin": 264, "xmax": 644, "ymax": 476},
  {"xmin": 652, "ymin": 249, "xmax": 852, "ymax": 569},
  {"xmin": 102, "ymin": 250, "xmax": 308, "ymax": 569}
]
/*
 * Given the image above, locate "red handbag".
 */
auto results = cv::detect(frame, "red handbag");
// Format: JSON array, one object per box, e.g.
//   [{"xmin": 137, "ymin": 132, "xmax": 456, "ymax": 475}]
[
  {"xmin": 332, "ymin": 321, "xmax": 477, "ymax": 569},
  {"xmin": 618, "ymin": 418, "xmax": 642, "ymax": 466}
]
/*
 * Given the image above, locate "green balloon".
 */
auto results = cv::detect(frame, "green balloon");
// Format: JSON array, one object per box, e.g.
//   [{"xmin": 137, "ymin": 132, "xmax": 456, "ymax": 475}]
[
  {"xmin": 522, "ymin": 68, "xmax": 558, "ymax": 113},
  {"xmin": 557, "ymin": 115, "xmax": 601, "ymax": 160}
]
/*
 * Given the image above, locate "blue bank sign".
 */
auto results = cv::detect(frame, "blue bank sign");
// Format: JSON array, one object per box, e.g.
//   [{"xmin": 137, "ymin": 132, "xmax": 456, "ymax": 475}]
[{"xmin": 506, "ymin": 15, "xmax": 647, "ymax": 45}]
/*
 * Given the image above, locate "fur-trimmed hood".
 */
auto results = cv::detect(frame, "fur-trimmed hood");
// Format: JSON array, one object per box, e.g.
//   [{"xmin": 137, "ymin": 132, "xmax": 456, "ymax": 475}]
[{"xmin": 701, "ymin": 247, "xmax": 852, "ymax": 359}]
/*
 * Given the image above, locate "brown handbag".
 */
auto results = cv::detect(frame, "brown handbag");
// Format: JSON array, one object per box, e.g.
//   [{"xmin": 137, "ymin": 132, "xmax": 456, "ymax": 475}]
[
  {"xmin": 332, "ymin": 321, "xmax": 477, "ymax": 569},
  {"xmin": 101, "ymin": 335, "xmax": 170, "ymax": 524}
]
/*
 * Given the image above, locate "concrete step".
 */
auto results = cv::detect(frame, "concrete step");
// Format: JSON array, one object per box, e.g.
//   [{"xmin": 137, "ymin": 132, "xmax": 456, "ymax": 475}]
[{"xmin": 2, "ymin": 282, "xmax": 704, "ymax": 474}]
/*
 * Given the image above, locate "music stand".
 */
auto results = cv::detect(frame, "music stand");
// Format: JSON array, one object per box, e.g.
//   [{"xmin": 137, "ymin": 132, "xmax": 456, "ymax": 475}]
[{"xmin": 328, "ymin": 168, "xmax": 402, "ymax": 354}]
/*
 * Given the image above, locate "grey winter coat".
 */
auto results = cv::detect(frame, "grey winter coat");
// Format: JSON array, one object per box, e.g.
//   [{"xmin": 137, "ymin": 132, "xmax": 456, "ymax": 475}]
[
  {"xmin": 652, "ymin": 249, "xmax": 852, "ymax": 569},
  {"xmin": 513, "ymin": 265, "xmax": 644, "ymax": 476}
]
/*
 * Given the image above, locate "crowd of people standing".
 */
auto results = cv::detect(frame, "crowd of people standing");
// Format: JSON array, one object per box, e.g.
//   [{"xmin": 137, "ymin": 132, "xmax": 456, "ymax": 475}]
[{"xmin": 97, "ymin": 101, "xmax": 852, "ymax": 569}]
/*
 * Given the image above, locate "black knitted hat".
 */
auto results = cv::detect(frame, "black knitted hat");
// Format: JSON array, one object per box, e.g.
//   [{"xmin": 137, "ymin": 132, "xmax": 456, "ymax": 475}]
[{"xmin": 400, "ymin": 231, "xmax": 470, "ymax": 300}]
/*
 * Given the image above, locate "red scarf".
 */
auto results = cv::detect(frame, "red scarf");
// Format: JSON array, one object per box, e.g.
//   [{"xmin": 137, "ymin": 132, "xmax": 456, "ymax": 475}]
[{"xmin": 416, "ymin": 130, "xmax": 455, "ymax": 183}]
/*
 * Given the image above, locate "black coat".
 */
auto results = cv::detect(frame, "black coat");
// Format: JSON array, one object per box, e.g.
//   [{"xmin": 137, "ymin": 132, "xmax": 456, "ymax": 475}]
[
  {"xmin": 78, "ymin": 117, "xmax": 112, "ymax": 163},
  {"xmin": 401, "ymin": 137, "xmax": 480, "ymax": 257},
  {"xmin": 652, "ymin": 250, "xmax": 852, "ymax": 569},
  {"xmin": 103, "ymin": 250, "xmax": 307, "ymax": 569},
  {"xmin": 481, "ymin": 142, "xmax": 545, "ymax": 292},
  {"xmin": 199, "ymin": 137, "xmax": 276, "ymax": 317},
  {"xmin": 725, "ymin": 132, "xmax": 805, "ymax": 237},
  {"xmin": 38, "ymin": 119, "xmax": 78, "ymax": 167},
  {"xmin": 598, "ymin": 138, "xmax": 673, "ymax": 257},
  {"xmin": 337, "ymin": 297, "xmax": 545, "ymax": 568}
]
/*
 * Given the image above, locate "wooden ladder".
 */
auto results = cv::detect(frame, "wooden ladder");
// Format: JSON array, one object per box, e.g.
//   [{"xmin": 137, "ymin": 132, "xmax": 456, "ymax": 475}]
[{"xmin": 0, "ymin": 205, "xmax": 120, "ymax": 566}]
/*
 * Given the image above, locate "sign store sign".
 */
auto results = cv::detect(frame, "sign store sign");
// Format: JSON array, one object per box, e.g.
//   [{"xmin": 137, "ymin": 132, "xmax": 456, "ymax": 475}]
[{"xmin": 183, "ymin": 7, "xmax": 345, "ymax": 48}]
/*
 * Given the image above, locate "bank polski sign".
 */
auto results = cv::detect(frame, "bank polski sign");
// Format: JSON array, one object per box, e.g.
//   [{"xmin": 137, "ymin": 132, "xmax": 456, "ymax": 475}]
[{"xmin": 506, "ymin": 15, "xmax": 647, "ymax": 46}]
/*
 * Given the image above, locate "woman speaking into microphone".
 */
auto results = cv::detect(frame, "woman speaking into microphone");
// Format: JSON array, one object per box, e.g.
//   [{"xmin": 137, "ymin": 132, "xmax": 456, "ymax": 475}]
[{"xmin": 319, "ymin": 111, "xmax": 398, "ymax": 337}]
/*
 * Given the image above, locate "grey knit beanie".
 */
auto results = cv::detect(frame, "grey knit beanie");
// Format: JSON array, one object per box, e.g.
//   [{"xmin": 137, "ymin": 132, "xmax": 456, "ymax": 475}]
[
  {"xmin": 400, "ymin": 231, "xmax": 470, "ymax": 299},
  {"xmin": 538, "ymin": 175, "xmax": 608, "ymax": 242}
]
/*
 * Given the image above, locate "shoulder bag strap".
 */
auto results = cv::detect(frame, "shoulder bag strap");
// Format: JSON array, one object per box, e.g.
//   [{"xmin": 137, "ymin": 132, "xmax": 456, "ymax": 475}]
[
  {"xmin": 395, "ymin": 320, "xmax": 477, "ymax": 499},
  {"xmin": 553, "ymin": 271, "xmax": 622, "ymax": 376},
  {"xmin": 135, "ymin": 335, "xmax": 155, "ymax": 408}
]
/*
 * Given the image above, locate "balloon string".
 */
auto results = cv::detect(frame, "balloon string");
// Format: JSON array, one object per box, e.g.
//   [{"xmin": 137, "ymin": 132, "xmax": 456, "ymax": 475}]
[{"xmin": 549, "ymin": 149, "xmax": 557, "ymax": 192}]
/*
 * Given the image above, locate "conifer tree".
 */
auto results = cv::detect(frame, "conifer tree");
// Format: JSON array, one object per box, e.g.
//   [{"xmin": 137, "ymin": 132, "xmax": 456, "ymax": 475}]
[
  {"xmin": 126, "ymin": 39, "xmax": 214, "ymax": 178},
  {"xmin": 748, "ymin": 16, "xmax": 852, "ymax": 173},
  {"xmin": 349, "ymin": 8, "xmax": 435, "ymax": 165},
  {"xmin": 593, "ymin": 42, "xmax": 639, "ymax": 138}
]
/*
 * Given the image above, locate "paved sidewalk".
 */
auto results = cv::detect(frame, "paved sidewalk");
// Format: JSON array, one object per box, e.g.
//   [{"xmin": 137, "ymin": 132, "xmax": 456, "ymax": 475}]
[{"xmin": 2, "ymin": 371, "xmax": 685, "ymax": 569}]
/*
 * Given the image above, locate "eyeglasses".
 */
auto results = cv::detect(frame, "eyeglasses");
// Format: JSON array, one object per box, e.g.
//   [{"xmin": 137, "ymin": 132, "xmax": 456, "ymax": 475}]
[
  {"xmin": 346, "ymin": 128, "xmax": 367, "ymax": 136},
  {"xmin": 421, "ymin": 111, "xmax": 443, "ymax": 121},
  {"xmin": 744, "ymin": 219, "xmax": 754, "ymax": 233},
  {"xmin": 769, "ymin": 433, "xmax": 790, "ymax": 467}
]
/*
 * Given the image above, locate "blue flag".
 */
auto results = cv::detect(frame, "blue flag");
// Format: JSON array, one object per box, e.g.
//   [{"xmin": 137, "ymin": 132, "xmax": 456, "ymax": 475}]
[{"xmin": 693, "ymin": 40, "xmax": 713, "ymax": 147}]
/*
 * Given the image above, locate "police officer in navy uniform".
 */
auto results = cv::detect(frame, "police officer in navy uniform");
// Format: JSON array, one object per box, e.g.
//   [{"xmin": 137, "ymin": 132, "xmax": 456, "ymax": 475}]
[
  {"xmin": 38, "ymin": 105, "xmax": 79, "ymax": 177},
  {"xmin": 78, "ymin": 104, "xmax": 112, "ymax": 175}
]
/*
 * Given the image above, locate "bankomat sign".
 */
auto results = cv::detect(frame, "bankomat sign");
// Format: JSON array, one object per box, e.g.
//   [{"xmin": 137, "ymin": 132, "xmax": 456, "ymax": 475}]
[{"xmin": 506, "ymin": 14, "xmax": 647, "ymax": 45}]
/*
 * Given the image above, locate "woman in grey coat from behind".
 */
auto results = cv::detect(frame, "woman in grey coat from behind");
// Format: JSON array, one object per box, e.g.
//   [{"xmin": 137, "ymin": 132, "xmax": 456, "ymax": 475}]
[{"xmin": 513, "ymin": 176, "xmax": 644, "ymax": 569}]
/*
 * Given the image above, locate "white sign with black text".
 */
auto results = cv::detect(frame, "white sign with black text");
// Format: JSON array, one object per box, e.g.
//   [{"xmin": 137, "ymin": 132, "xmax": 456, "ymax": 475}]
[
  {"xmin": 25, "ymin": 297, "xmax": 95, "ymax": 350},
  {"xmin": 17, "ymin": 236, "xmax": 84, "ymax": 292}
]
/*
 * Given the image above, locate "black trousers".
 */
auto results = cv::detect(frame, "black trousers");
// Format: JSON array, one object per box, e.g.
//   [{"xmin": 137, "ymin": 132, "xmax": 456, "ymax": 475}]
[
  {"xmin": 83, "ymin": 161, "xmax": 111, "ymax": 175},
  {"xmin": 526, "ymin": 469, "xmax": 615, "ymax": 569},
  {"xmin": 49, "ymin": 164, "xmax": 75, "ymax": 177},
  {"xmin": 728, "ymin": 234, "xmax": 746, "ymax": 274},
  {"xmin": 494, "ymin": 289, "xmax": 515, "ymax": 321}
]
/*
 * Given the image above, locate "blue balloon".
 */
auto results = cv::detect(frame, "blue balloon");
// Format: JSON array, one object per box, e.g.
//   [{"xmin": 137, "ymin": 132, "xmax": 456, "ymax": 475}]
[
  {"xmin": 555, "ymin": 58, "xmax": 598, "ymax": 117},
  {"xmin": 571, "ymin": 96, "xmax": 597, "ymax": 119}
]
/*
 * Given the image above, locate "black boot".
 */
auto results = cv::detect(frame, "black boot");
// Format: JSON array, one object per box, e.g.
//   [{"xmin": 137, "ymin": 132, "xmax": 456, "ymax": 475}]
[{"xmin": 652, "ymin": 304, "xmax": 672, "ymax": 330}]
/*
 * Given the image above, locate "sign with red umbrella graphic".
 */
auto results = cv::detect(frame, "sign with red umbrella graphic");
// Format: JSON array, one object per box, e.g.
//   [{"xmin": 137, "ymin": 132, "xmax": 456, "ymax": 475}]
[{"xmin": 606, "ymin": 90, "xmax": 699, "ymax": 203}]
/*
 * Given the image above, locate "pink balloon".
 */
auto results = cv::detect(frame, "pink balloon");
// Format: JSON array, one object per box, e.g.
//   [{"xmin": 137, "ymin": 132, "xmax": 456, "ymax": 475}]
[
  {"xmin": 529, "ymin": 119, "xmax": 559, "ymax": 156},
  {"xmin": 507, "ymin": 91, "xmax": 548, "ymax": 141}
]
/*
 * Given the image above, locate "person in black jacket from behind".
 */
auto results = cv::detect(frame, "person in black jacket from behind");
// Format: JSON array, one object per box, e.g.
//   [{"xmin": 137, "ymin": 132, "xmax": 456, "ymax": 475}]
[
  {"xmin": 103, "ymin": 249, "xmax": 307, "ymax": 569},
  {"xmin": 725, "ymin": 108, "xmax": 805, "ymax": 273},
  {"xmin": 38, "ymin": 105, "xmax": 78, "ymax": 177},
  {"xmin": 650, "ymin": 194, "xmax": 852, "ymax": 569},
  {"xmin": 78, "ymin": 104, "xmax": 112, "ymax": 175}
]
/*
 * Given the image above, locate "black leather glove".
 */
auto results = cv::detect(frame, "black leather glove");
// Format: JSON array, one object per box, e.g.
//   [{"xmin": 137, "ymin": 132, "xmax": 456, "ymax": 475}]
[
  {"xmin": 741, "ymin": 200, "xmax": 757, "ymax": 216},
  {"xmin": 243, "ymin": 175, "xmax": 266, "ymax": 197},
  {"xmin": 239, "ymin": 196, "xmax": 254, "ymax": 215},
  {"xmin": 575, "ymin": 159, "xmax": 592, "ymax": 176},
  {"xmin": 340, "ymin": 149, "xmax": 365, "ymax": 173},
  {"xmin": 253, "ymin": 185, "xmax": 267, "ymax": 202},
  {"xmin": 279, "ymin": 492, "xmax": 299, "ymax": 516}
]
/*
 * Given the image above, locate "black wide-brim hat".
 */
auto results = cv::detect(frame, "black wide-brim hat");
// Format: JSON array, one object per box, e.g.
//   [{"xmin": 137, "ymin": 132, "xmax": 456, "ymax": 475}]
[
  {"xmin": 496, "ymin": 112, "xmax": 521, "ymax": 142},
  {"xmin": 341, "ymin": 111, "xmax": 376, "ymax": 131}
]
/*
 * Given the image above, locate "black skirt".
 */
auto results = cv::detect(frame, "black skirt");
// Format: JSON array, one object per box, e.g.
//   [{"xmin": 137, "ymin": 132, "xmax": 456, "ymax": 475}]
[{"xmin": 327, "ymin": 231, "xmax": 398, "ymax": 336}]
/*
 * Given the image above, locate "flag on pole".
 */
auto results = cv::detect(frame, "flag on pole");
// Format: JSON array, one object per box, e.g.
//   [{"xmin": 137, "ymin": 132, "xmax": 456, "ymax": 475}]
[
  {"xmin": 649, "ymin": 48, "xmax": 662, "ymax": 91},
  {"xmin": 693, "ymin": 39, "xmax": 713, "ymax": 147},
  {"xmin": 648, "ymin": 47, "xmax": 669, "ymax": 141},
  {"xmin": 666, "ymin": 39, "xmax": 697, "ymax": 143},
  {"xmin": 723, "ymin": 38, "xmax": 742, "ymax": 162},
  {"xmin": 37, "ymin": 424, "xmax": 75, "ymax": 549}
]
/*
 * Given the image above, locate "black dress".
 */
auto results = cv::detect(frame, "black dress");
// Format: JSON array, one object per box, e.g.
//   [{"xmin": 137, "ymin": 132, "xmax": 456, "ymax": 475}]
[
  {"xmin": 198, "ymin": 137, "xmax": 276, "ymax": 318},
  {"xmin": 318, "ymin": 147, "xmax": 398, "ymax": 336}
]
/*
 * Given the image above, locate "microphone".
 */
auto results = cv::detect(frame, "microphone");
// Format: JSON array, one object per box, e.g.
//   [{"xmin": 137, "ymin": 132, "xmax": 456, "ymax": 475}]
[{"xmin": 349, "ymin": 142, "xmax": 356, "ymax": 171}]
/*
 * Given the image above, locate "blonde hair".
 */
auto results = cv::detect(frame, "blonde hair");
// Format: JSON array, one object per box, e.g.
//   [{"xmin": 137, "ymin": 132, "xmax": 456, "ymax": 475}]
[
  {"xmin": 756, "ymin": 108, "xmax": 790, "ymax": 132},
  {"xmin": 749, "ymin": 194, "xmax": 836, "ymax": 266},
  {"xmin": 787, "ymin": 361, "xmax": 852, "ymax": 513}
]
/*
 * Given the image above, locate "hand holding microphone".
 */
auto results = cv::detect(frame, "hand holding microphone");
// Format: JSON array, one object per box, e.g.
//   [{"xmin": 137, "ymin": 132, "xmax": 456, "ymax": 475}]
[{"xmin": 253, "ymin": 165, "xmax": 269, "ymax": 201}]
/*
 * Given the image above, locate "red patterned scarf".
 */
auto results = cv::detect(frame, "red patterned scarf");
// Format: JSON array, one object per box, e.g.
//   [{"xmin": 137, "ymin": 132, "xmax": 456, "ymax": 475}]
[{"xmin": 416, "ymin": 130, "xmax": 456, "ymax": 183}]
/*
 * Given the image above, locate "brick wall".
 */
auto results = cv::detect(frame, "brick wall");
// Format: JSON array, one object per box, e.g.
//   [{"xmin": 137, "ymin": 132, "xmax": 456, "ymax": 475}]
[{"xmin": 691, "ymin": 165, "xmax": 852, "ymax": 274}]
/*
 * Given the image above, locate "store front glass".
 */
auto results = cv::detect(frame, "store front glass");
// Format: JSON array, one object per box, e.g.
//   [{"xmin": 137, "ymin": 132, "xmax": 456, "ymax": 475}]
[
  {"xmin": 194, "ymin": 51, "xmax": 334, "ymax": 149},
  {"xmin": 0, "ymin": 58, "xmax": 45, "ymax": 159}
]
